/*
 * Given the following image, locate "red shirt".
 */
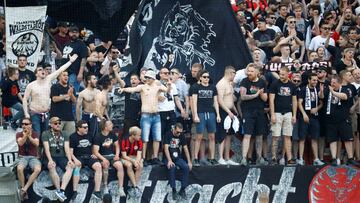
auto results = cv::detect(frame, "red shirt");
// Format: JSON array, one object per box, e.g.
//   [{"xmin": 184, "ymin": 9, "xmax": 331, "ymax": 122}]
[
  {"xmin": 16, "ymin": 131, "xmax": 39, "ymax": 157},
  {"xmin": 121, "ymin": 138, "xmax": 143, "ymax": 156}
]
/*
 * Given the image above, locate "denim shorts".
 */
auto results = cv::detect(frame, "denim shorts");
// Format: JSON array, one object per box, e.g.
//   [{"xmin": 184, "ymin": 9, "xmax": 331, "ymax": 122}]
[
  {"xmin": 18, "ymin": 156, "xmax": 41, "ymax": 169},
  {"xmin": 196, "ymin": 112, "xmax": 216, "ymax": 134},
  {"xmin": 140, "ymin": 113, "xmax": 161, "ymax": 142}
]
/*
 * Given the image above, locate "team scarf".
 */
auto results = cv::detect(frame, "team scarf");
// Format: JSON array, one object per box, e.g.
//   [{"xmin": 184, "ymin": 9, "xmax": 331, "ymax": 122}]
[
  {"xmin": 305, "ymin": 85, "xmax": 318, "ymax": 116},
  {"xmin": 326, "ymin": 87, "xmax": 341, "ymax": 115}
]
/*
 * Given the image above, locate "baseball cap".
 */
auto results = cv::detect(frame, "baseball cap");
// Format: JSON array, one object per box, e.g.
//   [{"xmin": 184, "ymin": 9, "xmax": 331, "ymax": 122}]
[
  {"xmin": 144, "ymin": 70, "xmax": 156, "ymax": 79},
  {"xmin": 236, "ymin": 0, "xmax": 245, "ymax": 5},
  {"xmin": 68, "ymin": 25, "xmax": 79, "ymax": 32},
  {"xmin": 257, "ymin": 17, "xmax": 266, "ymax": 23},
  {"xmin": 57, "ymin": 21, "xmax": 69, "ymax": 27},
  {"xmin": 49, "ymin": 117, "xmax": 61, "ymax": 124}
]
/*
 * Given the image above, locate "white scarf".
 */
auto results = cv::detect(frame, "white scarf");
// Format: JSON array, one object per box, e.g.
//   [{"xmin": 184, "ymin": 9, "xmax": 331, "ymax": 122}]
[
  {"xmin": 326, "ymin": 87, "xmax": 341, "ymax": 115},
  {"xmin": 305, "ymin": 86, "xmax": 318, "ymax": 116}
]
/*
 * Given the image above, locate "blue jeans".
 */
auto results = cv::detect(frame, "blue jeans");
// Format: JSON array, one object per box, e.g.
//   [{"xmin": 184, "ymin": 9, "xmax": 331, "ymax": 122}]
[
  {"xmin": 140, "ymin": 113, "xmax": 161, "ymax": 142},
  {"xmin": 10, "ymin": 102, "xmax": 24, "ymax": 124},
  {"xmin": 164, "ymin": 158, "xmax": 189, "ymax": 189},
  {"xmin": 69, "ymin": 73, "xmax": 81, "ymax": 94},
  {"xmin": 30, "ymin": 112, "xmax": 49, "ymax": 136},
  {"xmin": 196, "ymin": 112, "xmax": 216, "ymax": 134}
]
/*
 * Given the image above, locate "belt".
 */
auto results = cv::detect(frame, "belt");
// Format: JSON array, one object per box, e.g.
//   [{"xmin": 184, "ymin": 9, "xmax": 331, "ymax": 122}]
[{"xmin": 142, "ymin": 112, "xmax": 159, "ymax": 116}]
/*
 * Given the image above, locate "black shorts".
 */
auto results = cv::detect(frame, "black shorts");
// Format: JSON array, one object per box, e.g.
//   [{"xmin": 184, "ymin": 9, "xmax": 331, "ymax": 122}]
[
  {"xmin": 43, "ymin": 156, "xmax": 67, "ymax": 171},
  {"xmin": 326, "ymin": 119, "xmax": 353, "ymax": 143},
  {"xmin": 357, "ymin": 113, "xmax": 360, "ymax": 132},
  {"xmin": 298, "ymin": 116, "xmax": 320, "ymax": 140},
  {"xmin": 78, "ymin": 157, "xmax": 100, "ymax": 168},
  {"xmin": 216, "ymin": 109, "xmax": 235, "ymax": 143},
  {"xmin": 318, "ymin": 114, "xmax": 327, "ymax": 137},
  {"xmin": 242, "ymin": 110, "xmax": 266, "ymax": 136}
]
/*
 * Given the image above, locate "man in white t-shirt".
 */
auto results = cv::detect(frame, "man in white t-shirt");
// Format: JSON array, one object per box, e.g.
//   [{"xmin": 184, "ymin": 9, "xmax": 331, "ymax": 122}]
[{"xmin": 308, "ymin": 23, "xmax": 335, "ymax": 60}]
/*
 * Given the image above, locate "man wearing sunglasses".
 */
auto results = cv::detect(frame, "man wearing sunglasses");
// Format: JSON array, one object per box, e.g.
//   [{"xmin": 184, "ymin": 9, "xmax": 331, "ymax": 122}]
[
  {"xmin": 309, "ymin": 23, "xmax": 335, "ymax": 60},
  {"xmin": 42, "ymin": 117, "xmax": 75, "ymax": 202},
  {"xmin": 16, "ymin": 118, "xmax": 41, "ymax": 201},
  {"xmin": 100, "ymin": 46, "xmax": 122, "ymax": 76},
  {"xmin": 70, "ymin": 120, "xmax": 102, "ymax": 200}
]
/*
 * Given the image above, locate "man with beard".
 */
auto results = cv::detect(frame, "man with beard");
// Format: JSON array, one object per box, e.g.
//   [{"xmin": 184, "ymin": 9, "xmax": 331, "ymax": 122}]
[
  {"xmin": 269, "ymin": 67, "xmax": 297, "ymax": 165},
  {"xmin": 123, "ymin": 74, "xmax": 142, "ymax": 136},
  {"xmin": 23, "ymin": 54, "xmax": 78, "ymax": 135},
  {"xmin": 253, "ymin": 17, "xmax": 276, "ymax": 61},
  {"xmin": 17, "ymin": 55, "xmax": 35, "ymax": 97},
  {"xmin": 76, "ymin": 73, "xmax": 100, "ymax": 122},
  {"xmin": 239, "ymin": 64, "xmax": 268, "ymax": 166},
  {"xmin": 62, "ymin": 25, "xmax": 88, "ymax": 93},
  {"xmin": 309, "ymin": 23, "xmax": 335, "ymax": 60},
  {"xmin": 341, "ymin": 8, "xmax": 356, "ymax": 34},
  {"xmin": 298, "ymin": 73, "xmax": 325, "ymax": 166},
  {"xmin": 50, "ymin": 71, "xmax": 76, "ymax": 137},
  {"xmin": 320, "ymin": 74, "xmax": 360, "ymax": 166}
]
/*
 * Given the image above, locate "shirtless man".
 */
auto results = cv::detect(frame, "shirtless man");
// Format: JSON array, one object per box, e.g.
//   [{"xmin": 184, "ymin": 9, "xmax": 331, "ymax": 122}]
[
  {"xmin": 120, "ymin": 70, "xmax": 169, "ymax": 164},
  {"xmin": 95, "ymin": 76, "xmax": 112, "ymax": 120},
  {"xmin": 76, "ymin": 73, "xmax": 99, "ymax": 122},
  {"xmin": 23, "ymin": 54, "xmax": 78, "ymax": 135},
  {"xmin": 216, "ymin": 66, "xmax": 239, "ymax": 165}
]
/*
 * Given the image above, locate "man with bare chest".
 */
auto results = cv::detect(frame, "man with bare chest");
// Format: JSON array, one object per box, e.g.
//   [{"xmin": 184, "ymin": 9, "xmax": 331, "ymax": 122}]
[
  {"xmin": 76, "ymin": 73, "xmax": 100, "ymax": 122},
  {"xmin": 120, "ymin": 70, "xmax": 169, "ymax": 164},
  {"xmin": 23, "ymin": 54, "xmax": 78, "ymax": 135}
]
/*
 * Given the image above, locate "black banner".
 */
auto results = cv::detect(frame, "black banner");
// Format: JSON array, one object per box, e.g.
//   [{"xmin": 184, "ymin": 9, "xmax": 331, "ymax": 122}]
[{"xmin": 129, "ymin": 0, "xmax": 252, "ymax": 82}]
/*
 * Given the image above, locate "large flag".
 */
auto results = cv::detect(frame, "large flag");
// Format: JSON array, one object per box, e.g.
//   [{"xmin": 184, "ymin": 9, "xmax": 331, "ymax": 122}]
[
  {"xmin": 5, "ymin": 6, "xmax": 47, "ymax": 71},
  {"xmin": 130, "ymin": 0, "xmax": 252, "ymax": 82}
]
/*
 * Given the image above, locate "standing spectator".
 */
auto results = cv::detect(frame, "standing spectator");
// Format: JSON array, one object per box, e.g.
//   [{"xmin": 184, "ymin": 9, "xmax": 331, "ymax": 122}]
[
  {"xmin": 120, "ymin": 70, "xmax": 169, "ymax": 165},
  {"xmin": 76, "ymin": 73, "xmax": 100, "ymax": 122},
  {"xmin": 62, "ymin": 25, "xmax": 87, "ymax": 93},
  {"xmin": 1, "ymin": 67, "xmax": 23, "ymax": 130},
  {"xmin": 164, "ymin": 123, "xmax": 192, "ymax": 201},
  {"xmin": 23, "ymin": 54, "xmax": 78, "ymax": 135},
  {"xmin": 16, "ymin": 118, "xmax": 41, "ymax": 201},
  {"xmin": 17, "ymin": 55, "xmax": 35, "ymax": 97},
  {"xmin": 341, "ymin": 8, "xmax": 356, "ymax": 34},
  {"xmin": 253, "ymin": 17, "xmax": 276, "ymax": 61},
  {"xmin": 275, "ymin": 4, "xmax": 289, "ymax": 32},
  {"xmin": 294, "ymin": 4, "xmax": 309, "ymax": 41},
  {"xmin": 54, "ymin": 22, "xmax": 70, "ymax": 52},
  {"xmin": 70, "ymin": 120, "xmax": 103, "ymax": 200},
  {"xmin": 121, "ymin": 126, "xmax": 143, "ymax": 197},
  {"xmin": 236, "ymin": 0, "xmax": 254, "ymax": 26},
  {"xmin": 42, "ymin": 117, "xmax": 75, "ymax": 202},
  {"xmin": 93, "ymin": 120, "xmax": 125, "ymax": 196},
  {"xmin": 284, "ymin": 16, "xmax": 305, "ymax": 61},
  {"xmin": 269, "ymin": 67, "xmax": 297, "ymax": 165},
  {"xmin": 309, "ymin": 23, "xmax": 335, "ymax": 60},
  {"xmin": 239, "ymin": 64, "xmax": 268, "ymax": 166},
  {"xmin": 298, "ymin": 73, "xmax": 325, "ymax": 166},
  {"xmin": 50, "ymin": 71, "xmax": 76, "ymax": 136},
  {"xmin": 192, "ymin": 70, "xmax": 221, "ymax": 166},
  {"xmin": 216, "ymin": 66, "xmax": 239, "ymax": 165},
  {"xmin": 100, "ymin": 46, "xmax": 122, "ymax": 76}
]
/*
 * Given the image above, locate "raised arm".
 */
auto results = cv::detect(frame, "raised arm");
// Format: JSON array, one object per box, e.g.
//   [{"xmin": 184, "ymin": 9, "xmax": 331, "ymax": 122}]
[{"xmin": 48, "ymin": 54, "xmax": 78, "ymax": 81}]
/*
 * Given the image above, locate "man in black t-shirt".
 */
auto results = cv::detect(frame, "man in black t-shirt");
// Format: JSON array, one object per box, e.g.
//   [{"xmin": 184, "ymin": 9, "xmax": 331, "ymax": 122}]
[
  {"xmin": 70, "ymin": 120, "xmax": 102, "ymax": 200},
  {"xmin": 123, "ymin": 74, "xmax": 142, "ymax": 136},
  {"xmin": 50, "ymin": 71, "xmax": 76, "ymax": 136},
  {"xmin": 322, "ymin": 74, "xmax": 360, "ymax": 167},
  {"xmin": 62, "ymin": 25, "xmax": 88, "ymax": 94},
  {"xmin": 164, "ymin": 123, "xmax": 192, "ymax": 201},
  {"xmin": 239, "ymin": 64, "xmax": 268, "ymax": 166},
  {"xmin": 17, "ymin": 55, "xmax": 35, "ymax": 97},
  {"xmin": 1, "ymin": 67, "xmax": 23, "ymax": 130},
  {"xmin": 298, "ymin": 73, "xmax": 325, "ymax": 166},
  {"xmin": 269, "ymin": 67, "xmax": 297, "ymax": 165},
  {"xmin": 253, "ymin": 18, "xmax": 276, "ymax": 61},
  {"xmin": 93, "ymin": 120, "xmax": 125, "ymax": 197}
]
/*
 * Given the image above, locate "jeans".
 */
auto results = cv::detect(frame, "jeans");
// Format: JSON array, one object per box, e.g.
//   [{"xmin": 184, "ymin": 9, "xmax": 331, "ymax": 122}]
[
  {"xmin": 69, "ymin": 73, "xmax": 81, "ymax": 94},
  {"xmin": 10, "ymin": 102, "xmax": 24, "ymax": 124},
  {"xmin": 30, "ymin": 112, "xmax": 49, "ymax": 136},
  {"xmin": 164, "ymin": 158, "xmax": 189, "ymax": 189},
  {"xmin": 140, "ymin": 113, "xmax": 161, "ymax": 142}
]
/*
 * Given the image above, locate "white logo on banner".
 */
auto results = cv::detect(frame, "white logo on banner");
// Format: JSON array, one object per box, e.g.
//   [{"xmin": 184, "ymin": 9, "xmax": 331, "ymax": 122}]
[{"xmin": 5, "ymin": 6, "xmax": 47, "ymax": 71}]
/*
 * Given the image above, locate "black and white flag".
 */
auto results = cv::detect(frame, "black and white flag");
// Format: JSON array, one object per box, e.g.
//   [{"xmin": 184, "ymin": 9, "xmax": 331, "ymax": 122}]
[{"xmin": 130, "ymin": 0, "xmax": 252, "ymax": 81}]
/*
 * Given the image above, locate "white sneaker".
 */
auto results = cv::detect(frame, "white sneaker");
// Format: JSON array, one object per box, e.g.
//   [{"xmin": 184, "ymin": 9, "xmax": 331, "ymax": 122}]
[
  {"xmin": 279, "ymin": 158, "xmax": 285, "ymax": 165},
  {"xmin": 226, "ymin": 159, "xmax": 239, "ymax": 165},
  {"xmin": 218, "ymin": 158, "xmax": 227, "ymax": 165},
  {"xmin": 118, "ymin": 187, "xmax": 126, "ymax": 197},
  {"xmin": 297, "ymin": 159, "xmax": 305, "ymax": 166},
  {"xmin": 103, "ymin": 186, "xmax": 109, "ymax": 194},
  {"xmin": 336, "ymin": 158, "xmax": 341, "ymax": 166},
  {"xmin": 313, "ymin": 159, "xmax": 325, "ymax": 166}
]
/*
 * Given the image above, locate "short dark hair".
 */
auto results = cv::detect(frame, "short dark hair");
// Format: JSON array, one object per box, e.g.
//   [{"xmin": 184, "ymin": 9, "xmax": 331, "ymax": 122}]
[
  {"xmin": 197, "ymin": 69, "xmax": 209, "ymax": 79},
  {"xmin": 17, "ymin": 54, "xmax": 27, "ymax": 60},
  {"xmin": 98, "ymin": 75, "xmax": 112, "ymax": 90},
  {"xmin": 102, "ymin": 194, "xmax": 112, "ymax": 203},
  {"xmin": 308, "ymin": 72, "xmax": 318, "ymax": 80},
  {"xmin": 76, "ymin": 120, "xmax": 88, "ymax": 130},
  {"xmin": 7, "ymin": 67, "xmax": 18, "ymax": 77},
  {"xmin": 85, "ymin": 73, "xmax": 96, "ymax": 86},
  {"xmin": 174, "ymin": 122, "xmax": 183, "ymax": 130}
]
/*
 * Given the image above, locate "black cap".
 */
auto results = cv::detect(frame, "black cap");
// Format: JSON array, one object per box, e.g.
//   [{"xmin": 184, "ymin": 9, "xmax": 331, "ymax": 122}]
[
  {"xmin": 257, "ymin": 17, "xmax": 266, "ymax": 23},
  {"xmin": 68, "ymin": 25, "xmax": 79, "ymax": 32},
  {"xmin": 236, "ymin": 0, "xmax": 245, "ymax": 5},
  {"xmin": 57, "ymin": 21, "xmax": 69, "ymax": 27}
]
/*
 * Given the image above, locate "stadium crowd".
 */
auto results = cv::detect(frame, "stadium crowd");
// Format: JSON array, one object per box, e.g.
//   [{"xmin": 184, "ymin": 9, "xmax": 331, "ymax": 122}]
[{"xmin": 1, "ymin": 0, "xmax": 360, "ymax": 201}]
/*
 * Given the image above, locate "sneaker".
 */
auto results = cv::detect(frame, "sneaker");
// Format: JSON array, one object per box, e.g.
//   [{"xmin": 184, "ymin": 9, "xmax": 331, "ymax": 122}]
[
  {"xmin": 271, "ymin": 158, "xmax": 278, "ymax": 165},
  {"xmin": 296, "ymin": 159, "xmax": 305, "ymax": 166},
  {"xmin": 71, "ymin": 191, "xmax": 78, "ymax": 201},
  {"xmin": 336, "ymin": 158, "xmax": 341, "ymax": 166},
  {"xmin": 55, "ymin": 190, "xmax": 67, "ymax": 202},
  {"xmin": 179, "ymin": 189, "xmax": 188, "ymax": 200},
  {"xmin": 226, "ymin": 159, "xmax": 239, "ymax": 166},
  {"xmin": 239, "ymin": 158, "xmax": 247, "ymax": 166},
  {"xmin": 192, "ymin": 159, "xmax": 200, "ymax": 166},
  {"xmin": 118, "ymin": 187, "xmax": 126, "ymax": 197},
  {"xmin": 218, "ymin": 158, "xmax": 227, "ymax": 165},
  {"xmin": 287, "ymin": 159, "xmax": 296, "ymax": 165},
  {"xmin": 209, "ymin": 159, "xmax": 218, "ymax": 165},
  {"xmin": 103, "ymin": 186, "xmax": 109, "ymax": 194},
  {"xmin": 347, "ymin": 158, "xmax": 360, "ymax": 167},
  {"xmin": 256, "ymin": 157, "xmax": 268, "ymax": 166},
  {"xmin": 200, "ymin": 158, "xmax": 211, "ymax": 166},
  {"xmin": 330, "ymin": 158, "xmax": 337, "ymax": 166},
  {"xmin": 152, "ymin": 158, "xmax": 163, "ymax": 165},
  {"xmin": 92, "ymin": 191, "xmax": 102, "ymax": 200},
  {"xmin": 134, "ymin": 186, "xmax": 142, "ymax": 198},
  {"xmin": 143, "ymin": 160, "xmax": 151, "ymax": 166},
  {"xmin": 172, "ymin": 191, "xmax": 178, "ymax": 201},
  {"xmin": 313, "ymin": 159, "xmax": 325, "ymax": 166},
  {"xmin": 279, "ymin": 157, "xmax": 286, "ymax": 165},
  {"xmin": 127, "ymin": 187, "xmax": 136, "ymax": 197}
]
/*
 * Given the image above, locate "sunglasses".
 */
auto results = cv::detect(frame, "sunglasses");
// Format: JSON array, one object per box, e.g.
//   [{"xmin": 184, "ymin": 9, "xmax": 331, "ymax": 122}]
[
  {"xmin": 53, "ymin": 121, "xmax": 61, "ymax": 125},
  {"xmin": 322, "ymin": 27, "xmax": 331, "ymax": 30},
  {"xmin": 175, "ymin": 131, "xmax": 183, "ymax": 135},
  {"xmin": 111, "ymin": 51, "xmax": 119, "ymax": 54},
  {"xmin": 144, "ymin": 76, "xmax": 153, "ymax": 80},
  {"xmin": 289, "ymin": 21, "xmax": 296, "ymax": 24},
  {"xmin": 202, "ymin": 76, "xmax": 210, "ymax": 79},
  {"xmin": 171, "ymin": 72, "xmax": 179, "ymax": 75},
  {"xmin": 22, "ymin": 123, "xmax": 31, "ymax": 126},
  {"xmin": 292, "ymin": 80, "xmax": 301, "ymax": 83},
  {"xmin": 270, "ymin": 16, "xmax": 277, "ymax": 19}
]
